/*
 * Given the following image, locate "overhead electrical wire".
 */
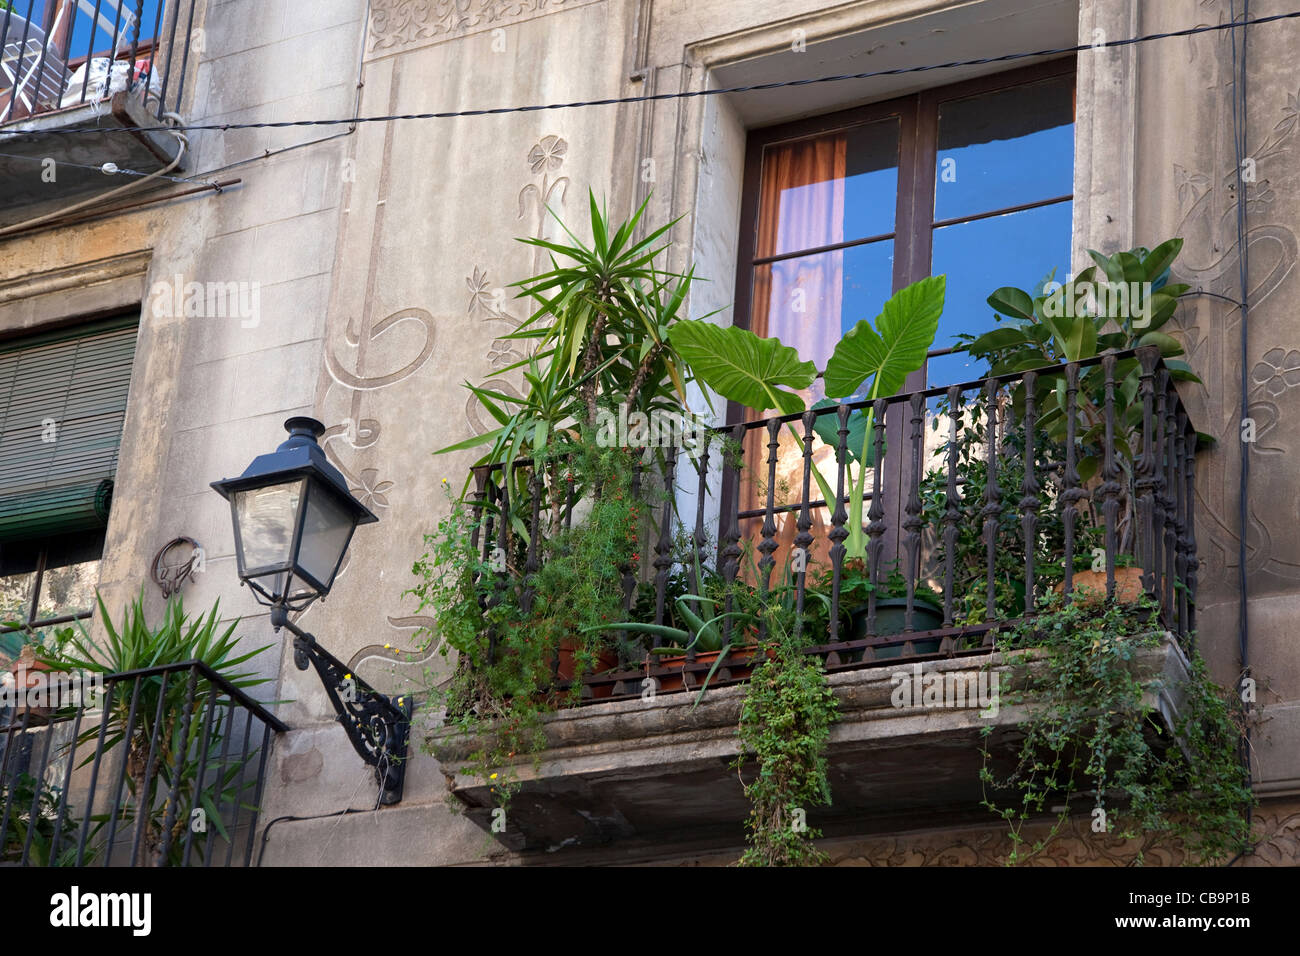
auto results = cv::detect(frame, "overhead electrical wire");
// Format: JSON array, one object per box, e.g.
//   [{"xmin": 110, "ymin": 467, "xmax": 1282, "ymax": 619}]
[
  {"xmin": 2, "ymin": 8, "xmax": 1298, "ymax": 142},
  {"xmin": 0, "ymin": 149, "xmax": 224, "ymax": 188}
]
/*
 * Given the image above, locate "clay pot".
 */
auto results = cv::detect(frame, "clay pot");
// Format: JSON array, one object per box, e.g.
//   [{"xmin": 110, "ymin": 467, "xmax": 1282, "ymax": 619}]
[
  {"xmin": 7, "ymin": 645, "xmax": 56, "ymax": 722},
  {"xmin": 554, "ymin": 640, "xmax": 619, "ymax": 682},
  {"xmin": 1055, "ymin": 566, "xmax": 1146, "ymax": 605},
  {"xmin": 650, "ymin": 644, "xmax": 774, "ymax": 694}
]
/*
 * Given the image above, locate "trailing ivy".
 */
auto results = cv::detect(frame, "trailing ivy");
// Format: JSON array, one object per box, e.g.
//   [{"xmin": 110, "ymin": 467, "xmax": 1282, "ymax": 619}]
[
  {"xmin": 979, "ymin": 594, "xmax": 1254, "ymax": 865},
  {"xmin": 409, "ymin": 432, "xmax": 647, "ymax": 811},
  {"xmin": 734, "ymin": 612, "xmax": 839, "ymax": 866}
]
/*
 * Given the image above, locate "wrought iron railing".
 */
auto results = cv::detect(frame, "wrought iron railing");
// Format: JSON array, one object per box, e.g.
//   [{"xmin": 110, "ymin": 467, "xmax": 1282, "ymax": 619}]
[
  {"xmin": 1, "ymin": 0, "xmax": 196, "ymax": 125},
  {"xmin": 0, "ymin": 658, "xmax": 286, "ymax": 866},
  {"xmin": 468, "ymin": 346, "xmax": 1199, "ymax": 701}
]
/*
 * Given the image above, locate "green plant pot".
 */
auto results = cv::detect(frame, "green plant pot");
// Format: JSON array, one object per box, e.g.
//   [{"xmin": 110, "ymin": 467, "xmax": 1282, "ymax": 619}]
[{"xmin": 849, "ymin": 597, "xmax": 944, "ymax": 658}]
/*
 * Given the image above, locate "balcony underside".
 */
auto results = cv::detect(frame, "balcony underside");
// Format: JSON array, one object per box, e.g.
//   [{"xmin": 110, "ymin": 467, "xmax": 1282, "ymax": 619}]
[
  {"xmin": 429, "ymin": 636, "xmax": 1190, "ymax": 855},
  {"xmin": 0, "ymin": 93, "xmax": 182, "ymax": 220}
]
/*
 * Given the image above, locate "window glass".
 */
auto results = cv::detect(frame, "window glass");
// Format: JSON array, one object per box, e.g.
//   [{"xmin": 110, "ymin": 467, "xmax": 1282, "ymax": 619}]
[
  {"xmin": 934, "ymin": 75, "xmax": 1075, "ymax": 221},
  {"xmin": 34, "ymin": 557, "xmax": 99, "ymax": 622},
  {"xmin": 928, "ymin": 201, "xmax": 1073, "ymax": 386},
  {"xmin": 756, "ymin": 118, "xmax": 900, "ymax": 259},
  {"xmin": 751, "ymin": 240, "xmax": 895, "ymax": 407},
  {"xmin": 0, "ymin": 571, "xmax": 34, "ymax": 628}
]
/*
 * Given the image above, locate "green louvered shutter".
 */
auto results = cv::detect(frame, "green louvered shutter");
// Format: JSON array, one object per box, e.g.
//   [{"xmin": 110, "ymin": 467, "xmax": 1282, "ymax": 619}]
[{"xmin": 0, "ymin": 317, "xmax": 138, "ymax": 543}]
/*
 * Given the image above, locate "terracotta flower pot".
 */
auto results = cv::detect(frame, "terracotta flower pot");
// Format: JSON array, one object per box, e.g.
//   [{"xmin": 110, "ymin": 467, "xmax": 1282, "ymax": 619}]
[
  {"xmin": 1055, "ymin": 566, "xmax": 1146, "ymax": 605},
  {"xmin": 7, "ymin": 645, "xmax": 56, "ymax": 722},
  {"xmin": 554, "ymin": 640, "xmax": 619, "ymax": 682},
  {"xmin": 650, "ymin": 644, "xmax": 773, "ymax": 694}
]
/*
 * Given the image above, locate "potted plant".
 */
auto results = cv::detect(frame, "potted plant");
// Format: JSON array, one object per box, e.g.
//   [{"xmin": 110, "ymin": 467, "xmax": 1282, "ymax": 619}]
[
  {"xmin": 961, "ymin": 239, "xmax": 1200, "ymax": 566},
  {"xmin": 1053, "ymin": 552, "xmax": 1145, "ymax": 605},
  {"xmin": 53, "ymin": 592, "xmax": 274, "ymax": 866}
]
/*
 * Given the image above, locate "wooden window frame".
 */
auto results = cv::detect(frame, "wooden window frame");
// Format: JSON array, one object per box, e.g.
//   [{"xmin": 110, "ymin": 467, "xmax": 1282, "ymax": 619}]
[{"xmin": 725, "ymin": 57, "xmax": 1077, "ymax": 559}]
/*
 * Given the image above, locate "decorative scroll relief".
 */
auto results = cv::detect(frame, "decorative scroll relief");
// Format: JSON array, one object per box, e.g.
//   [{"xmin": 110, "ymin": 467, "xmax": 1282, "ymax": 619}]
[
  {"xmin": 463, "ymin": 134, "xmax": 570, "ymax": 436},
  {"xmin": 367, "ymin": 0, "xmax": 604, "ymax": 57},
  {"xmin": 1169, "ymin": 20, "xmax": 1300, "ymax": 587},
  {"xmin": 302, "ymin": 133, "xmax": 572, "ymax": 695}
]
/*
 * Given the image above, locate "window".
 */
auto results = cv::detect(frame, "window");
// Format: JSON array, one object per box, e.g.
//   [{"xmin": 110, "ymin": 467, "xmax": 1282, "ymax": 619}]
[
  {"xmin": 731, "ymin": 60, "xmax": 1076, "ymax": 556},
  {"xmin": 0, "ymin": 315, "xmax": 138, "ymax": 657}
]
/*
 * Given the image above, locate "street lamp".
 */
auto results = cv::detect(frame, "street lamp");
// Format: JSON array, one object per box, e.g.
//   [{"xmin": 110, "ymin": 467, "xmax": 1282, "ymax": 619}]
[{"xmin": 211, "ymin": 417, "xmax": 410, "ymax": 805}]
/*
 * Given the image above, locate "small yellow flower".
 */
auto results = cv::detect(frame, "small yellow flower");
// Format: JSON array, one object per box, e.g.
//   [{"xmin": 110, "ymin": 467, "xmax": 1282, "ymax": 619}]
[{"xmin": 490, "ymin": 773, "xmax": 498, "ymax": 780}]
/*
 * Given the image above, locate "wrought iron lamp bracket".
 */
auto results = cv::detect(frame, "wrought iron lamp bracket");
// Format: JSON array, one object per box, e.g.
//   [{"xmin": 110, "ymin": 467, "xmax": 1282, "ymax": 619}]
[{"xmin": 270, "ymin": 605, "xmax": 410, "ymax": 805}]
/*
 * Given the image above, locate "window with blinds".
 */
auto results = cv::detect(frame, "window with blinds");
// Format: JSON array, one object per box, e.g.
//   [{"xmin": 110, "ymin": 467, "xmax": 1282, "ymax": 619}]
[{"xmin": 0, "ymin": 316, "xmax": 138, "ymax": 544}]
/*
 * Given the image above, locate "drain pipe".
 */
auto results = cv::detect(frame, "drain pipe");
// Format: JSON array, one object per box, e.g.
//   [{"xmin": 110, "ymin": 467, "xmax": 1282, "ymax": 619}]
[{"xmin": 1228, "ymin": 0, "xmax": 1254, "ymax": 852}]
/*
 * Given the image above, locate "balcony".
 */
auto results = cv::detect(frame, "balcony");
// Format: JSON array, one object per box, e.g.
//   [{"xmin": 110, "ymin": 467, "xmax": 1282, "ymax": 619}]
[
  {"xmin": 0, "ymin": 1, "xmax": 194, "ymax": 216},
  {"xmin": 426, "ymin": 348, "xmax": 1203, "ymax": 855},
  {"xmin": 1, "ymin": 658, "xmax": 285, "ymax": 867}
]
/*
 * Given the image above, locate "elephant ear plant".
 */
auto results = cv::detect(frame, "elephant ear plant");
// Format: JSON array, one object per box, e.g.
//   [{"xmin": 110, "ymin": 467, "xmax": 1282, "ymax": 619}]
[{"xmin": 669, "ymin": 275, "xmax": 945, "ymax": 563}]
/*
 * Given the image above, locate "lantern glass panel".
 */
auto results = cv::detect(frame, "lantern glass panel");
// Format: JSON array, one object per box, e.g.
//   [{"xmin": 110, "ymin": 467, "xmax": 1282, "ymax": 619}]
[
  {"xmin": 298, "ymin": 482, "xmax": 356, "ymax": 590},
  {"xmin": 233, "ymin": 478, "xmax": 305, "ymax": 572}
]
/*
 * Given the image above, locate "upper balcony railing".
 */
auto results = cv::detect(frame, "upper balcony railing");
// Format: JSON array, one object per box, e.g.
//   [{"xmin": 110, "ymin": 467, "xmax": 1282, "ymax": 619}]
[
  {"xmin": 1, "ymin": 0, "xmax": 195, "ymax": 126},
  {"xmin": 467, "ymin": 346, "xmax": 1199, "ymax": 701}
]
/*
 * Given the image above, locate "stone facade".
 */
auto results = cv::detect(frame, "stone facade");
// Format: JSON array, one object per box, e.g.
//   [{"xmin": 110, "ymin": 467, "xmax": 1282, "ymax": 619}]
[{"xmin": 1, "ymin": 0, "xmax": 1296, "ymax": 866}]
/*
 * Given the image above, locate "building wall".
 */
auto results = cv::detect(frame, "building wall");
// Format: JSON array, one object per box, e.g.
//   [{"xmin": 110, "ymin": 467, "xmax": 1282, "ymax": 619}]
[{"xmin": 1, "ymin": 0, "xmax": 1295, "ymax": 866}]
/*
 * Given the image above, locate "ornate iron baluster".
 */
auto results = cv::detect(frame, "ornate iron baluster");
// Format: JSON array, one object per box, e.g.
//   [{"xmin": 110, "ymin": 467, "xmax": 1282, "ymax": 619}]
[
  {"xmin": 720, "ymin": 423, "xmax": 746, "ymax": 652},
  {"xmin": 1061, "ymin": 363, "xmax": 1085, "ymax": 602},
  {"xmin": 942, "ymin": 386, "xmax": 962, "ymax": 628},
  {"xmin": 982, "ymin": 379, "xmax": 1001, "ymax": 622},
  {"xmin": 492, "ymin": 472, "xmax": 510, "ymax": 665},
  {"xmin": 520, "ymin": 467, "xmax": 542, "ymax": 617},
  {"xmin": 625, "ymin": 456, "xmax": 643, "ymax": 618},
  {"xmin": 828, "ymin": 405, "xmax": 850, "ymax": 645},
  {"xmin": 795, "ymin": 410, "xmax": 817, "ymax": 648},
  {"xmin": 866, "ymin": 399, "xmax": 888, "ymax": 638},
  {"xmin": 903, "ymin": 393, "xmax": 925, "ymax": 632},
  {"xmin": 563, "ymin": 456, "xmax": 576, "ymax": 530},
  {"xmin": 1183, "ymin": 415, "xmax": 1199, "ymax": 639},
  {"xmin": 691, "ymin": 434, "xmax": 711, "ymax": 597},
  {"xmin": 1163, "ymin": 376, "xmax": 1179, "ymax": 620},
  {"xmin": 1172, "ymin": 411, "xmax": 1188, "ymax": 637},
  {"xmin": 1099, "ymin": 354, "xmax": 1122, "ymax": 601},
  {"xmin": 1020, "ymin": 371, "xmax": 1040, "ymax": 615},
  {"xmin": 1153, "ymin": 370, "xmax": 1170, "ymax": 611},
  {"xmin": 654, "ymin": 446, "xmax": 679, "ymax": 627},
  {"xmin": 1135, "ymin": 347, "xmax": 1160, "ymax": 598},
  {"xmin": 758, "ymin": 418, "xmax": 782, "ymax": 639}
]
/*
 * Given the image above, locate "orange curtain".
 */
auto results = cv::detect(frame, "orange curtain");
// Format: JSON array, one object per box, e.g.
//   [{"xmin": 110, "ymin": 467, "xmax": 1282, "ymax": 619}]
[{"xmin": 740, "ymin": 134, "xmax": 848, "ymax": 581}]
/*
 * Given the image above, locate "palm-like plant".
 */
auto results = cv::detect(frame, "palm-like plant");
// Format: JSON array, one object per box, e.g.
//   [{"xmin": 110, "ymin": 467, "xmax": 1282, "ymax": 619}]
[
  {"xmin": 48, "ymin": 592, "xmax": 272, "ymax": 866},
  {"xmin": 509, "ymin": 190, "xmax": 696, "ymax": 427},
  {"xmin": 439, "ymin": 192, "xmax": 705, "ymax": 536}
]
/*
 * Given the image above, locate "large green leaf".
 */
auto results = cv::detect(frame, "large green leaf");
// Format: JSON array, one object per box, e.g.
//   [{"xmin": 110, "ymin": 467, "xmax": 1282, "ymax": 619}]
[
  {"xmin": 967, "ymin": 325, "xmax": 1032, "ymax": 354},
  {"xmin": 987, "ymin": 286, "xmax": 1035, "ymax": 322},
  {"xmin": 668, "ymin": 320, "xmax": 815, "ymax": 415},
  {"xmin": 1143, "ymin": 238, "xmax": 1183, "ymax": 284},
  {"xmin": 823, "ymin": 275, "xmax": 945, "ymax": 400},
  {"xmin": 810, "ymin": 398, "xmax": 881, "ymax": 465}
]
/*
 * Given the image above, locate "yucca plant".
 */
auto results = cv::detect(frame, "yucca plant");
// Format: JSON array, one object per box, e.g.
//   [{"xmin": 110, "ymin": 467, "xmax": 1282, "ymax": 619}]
[
  {"xmin": 438, "ymin": 192, "xmax": 705, "ymax": 540},
  {"xmin": 47, "ymin": 592, "xmax": 272, "ymax": 866},
  {"xmin": 508, "ymin": 190, "xmax": 697, "ymax": 427}
]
